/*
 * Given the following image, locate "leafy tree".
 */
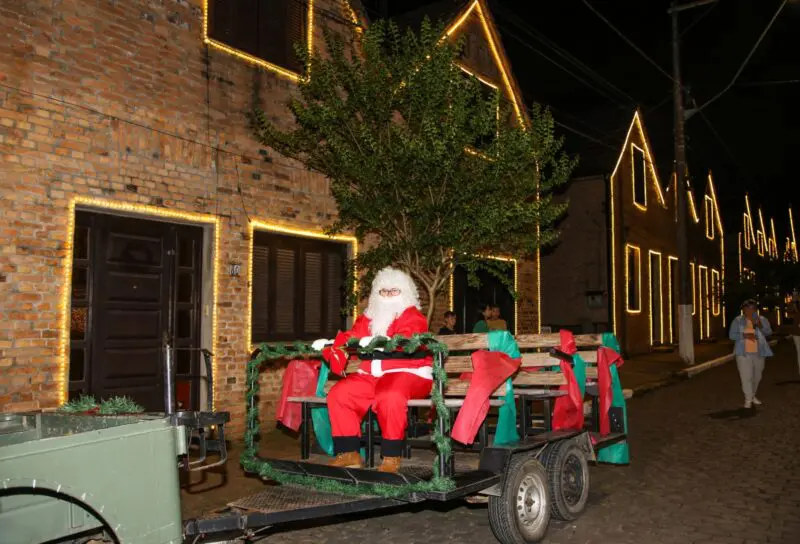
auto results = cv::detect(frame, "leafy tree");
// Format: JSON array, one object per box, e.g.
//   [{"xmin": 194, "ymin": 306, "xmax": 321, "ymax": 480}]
[{"xmin": 251, "ymin": 19, "xmax": 575, "ymax": 322}]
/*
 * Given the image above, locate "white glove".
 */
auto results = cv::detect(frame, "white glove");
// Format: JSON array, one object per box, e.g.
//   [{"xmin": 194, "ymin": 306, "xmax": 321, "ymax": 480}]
[
  {"xmin": 311, "ymin": 338, "xmax": 332, "ymax": 351},
  {"xmin": 370, "ymin": 359, "xmax": 385, "ymax": 377},
  {"xmin": 358, "ymin": 336, "xmax": 375, "ymax": 347}
]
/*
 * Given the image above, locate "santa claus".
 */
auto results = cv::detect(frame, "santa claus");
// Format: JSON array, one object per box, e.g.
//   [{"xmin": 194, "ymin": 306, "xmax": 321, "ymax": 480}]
[{"xmin": 311, "ymin": 267, "xmax": 432, "ymax": 473}]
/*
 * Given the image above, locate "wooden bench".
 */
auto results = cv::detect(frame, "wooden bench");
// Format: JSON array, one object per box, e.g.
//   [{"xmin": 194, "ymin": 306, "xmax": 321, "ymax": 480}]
[{"xmin": 288, "ymin": 331, "xmax": 632, "ymax": 465}]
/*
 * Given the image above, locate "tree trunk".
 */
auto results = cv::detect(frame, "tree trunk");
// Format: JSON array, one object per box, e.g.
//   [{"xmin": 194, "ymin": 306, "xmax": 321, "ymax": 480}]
[{"xmin": 426, "ymin": 284, "xmax": 437, "ymax": 329}]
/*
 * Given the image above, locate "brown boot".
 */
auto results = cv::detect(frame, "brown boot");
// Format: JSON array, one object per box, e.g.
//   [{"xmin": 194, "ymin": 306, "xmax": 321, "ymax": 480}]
[
  {"xmin": 378, "ymin": 456, "xmax": 402, "ymax": 473},
  {"xmin": 329, "ymin": 451, "xmax": 363, "ymax": 469}
]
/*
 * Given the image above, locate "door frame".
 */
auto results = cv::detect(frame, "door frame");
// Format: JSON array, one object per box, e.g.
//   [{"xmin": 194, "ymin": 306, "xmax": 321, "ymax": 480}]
[{"xmin": 61, "ymin": 197, "xmax": 220, "ymax": 408}]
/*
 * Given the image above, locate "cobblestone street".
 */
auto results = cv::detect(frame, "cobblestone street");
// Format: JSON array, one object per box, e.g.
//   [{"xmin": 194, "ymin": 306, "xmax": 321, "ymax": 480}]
[{"xmin": 241, "ymin": 341, "xmax": 800, "ymax": 543}]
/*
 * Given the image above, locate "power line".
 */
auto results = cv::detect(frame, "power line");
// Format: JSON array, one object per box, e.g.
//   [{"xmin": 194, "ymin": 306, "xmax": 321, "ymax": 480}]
[
  {"xmin": 679, "ymin": 0, "xmax": 721, "ymax": 38},
  {"xmin": 737, "ymin": 78, "xmax": 800, "ymax": 87},
  {"xmin": 494, "ymin": 5, "xmax": 636, "ymax": 105},
  {"xmin": 496, "ymin": 22, "xmax": 631, "ymax": 110},
  {"xmin": 691, "ymin": 0, "xmax": 788, "ymax": 113},
  {"xmin": 581, "ymin": 0, "xmax": 675, "ymax": 82}
]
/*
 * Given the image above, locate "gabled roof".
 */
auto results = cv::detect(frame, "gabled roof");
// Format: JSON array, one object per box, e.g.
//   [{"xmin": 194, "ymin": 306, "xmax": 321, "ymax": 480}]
[
  {"xmin": 610, "ymin": 110, "xmax": 667, "ymax": 208},
  {"xmin": 394, "ymin": 0, "xmax": 528, "ymax": 125}
]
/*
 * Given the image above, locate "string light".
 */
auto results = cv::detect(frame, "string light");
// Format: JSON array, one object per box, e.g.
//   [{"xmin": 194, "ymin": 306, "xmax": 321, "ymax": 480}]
[
  {"xmin": 687, "ymin": 189, "xmax": 700, "ymax": 223},
  {"xmin": 704, "ymin": 194, "xmax": 715, "ymax": 239},
  {"xmin": 611, "ymin": 111, "xmax": 667, "ymax": 207},
  {"xmin": 667, "ymin": 256, "xmax": 678, "ymax": 343},
  {"xmin": 789, "ymin": 207, "xmax": 798, "ymax": 261},
  {"xmin": 631, "ymin": 143, "xmax": 647, "ymax": 211},
  {"xmin": 698, "ymin": 264, "xmax": 709, "ymax": 338},
  {"xmin": 625, "ymin": 244, "xmax": 641, "ymax": 314},
  {"xmin": 342, "ymin": 0, "xmax": 362, "ymax": 34},
  {"xmin": 648, "ymin": 250, "xmax": 663, "ymax": 345},
  {"xmin": 690, "ymin": 262, "xmax": 696, "ymax": 316},
  {"xmin": 202, "ymin": 0, "xmax": 316, "ymax": 82},
  {"xmin": 769, "ymin": 217, "xmax": 778, "ymax": 259},
  {"xmin": 757, "ymin": 208, "xmax": 767, "ymax": 257},
  {"xmin": 246, "ymin": 221, "xmax": 359, "ymax": 351},
  {"xmin": 445, "ymin": 0, "xmax": 525, "ymax": 125},
  {"xmin": 59, "ymin": 197, "xmax": 221, "ymax": 407},
  {"xmin": 706, "ymin": 174, "xmax": 725, "ymax": 326}
]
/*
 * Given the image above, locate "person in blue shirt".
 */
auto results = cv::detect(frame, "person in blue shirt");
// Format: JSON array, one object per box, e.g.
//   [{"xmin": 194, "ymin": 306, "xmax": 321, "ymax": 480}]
[{"xmin": 728, "ymin": 299, "xmax": 773, "ymax": 409}]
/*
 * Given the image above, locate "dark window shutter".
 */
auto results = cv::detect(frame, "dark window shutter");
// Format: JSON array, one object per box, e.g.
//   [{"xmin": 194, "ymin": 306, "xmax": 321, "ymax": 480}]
[
  {"xmin": 326, "ymin": 253, "xmax": 344, "ymax": 335},
  {"xmin": 274, "ymin": 248, "xmax": 296, "ymax": 335},
  {"xmin": 208, "ymin": 0, "xmax": 259, "ymax": 56},
  {"xmin": 251, "ymin": 244, "xmax": 269, "ymax": 343},
  {"xmin": 303, "ymin": 252, "xmax": 323, "ymax": 334},
  {"xmin": 255, "ymin": 0, "xmax": 307, "ymax": 74}
]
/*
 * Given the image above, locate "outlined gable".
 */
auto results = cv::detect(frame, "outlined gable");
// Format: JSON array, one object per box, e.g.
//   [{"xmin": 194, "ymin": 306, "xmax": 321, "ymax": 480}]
[
  {"xmin": 443, "ymin": 0, "xmax": 527, "ymax": 125},
  {"xmin": 611, "ymin": 110, "xmax": 667, "ymax": 210}
]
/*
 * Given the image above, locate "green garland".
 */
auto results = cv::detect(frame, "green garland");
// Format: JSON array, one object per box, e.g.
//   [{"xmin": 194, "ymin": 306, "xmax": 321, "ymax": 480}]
[
  {"xmin": 241, "ymin": 333, "xmax": 456, "ymax": 498},
  {"xmin": 59, "ymin": 395, "xmax": 145, "ymax": 415}
]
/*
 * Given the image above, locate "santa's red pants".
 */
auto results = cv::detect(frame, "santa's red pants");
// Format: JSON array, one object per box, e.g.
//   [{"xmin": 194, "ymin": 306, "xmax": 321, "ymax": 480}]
[{"xmin": 327, "ymin": 372, "xmax": 432, "ymax": 457}]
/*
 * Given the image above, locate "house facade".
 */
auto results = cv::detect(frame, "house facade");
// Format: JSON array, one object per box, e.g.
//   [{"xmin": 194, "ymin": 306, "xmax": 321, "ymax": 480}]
[
  {"xmin": 0, "ymin": 0, "xmax": 539, "ymax": 433},
  {"xmin": 541, "ymin": 111, "xmax": 726, "ymax": 356}
]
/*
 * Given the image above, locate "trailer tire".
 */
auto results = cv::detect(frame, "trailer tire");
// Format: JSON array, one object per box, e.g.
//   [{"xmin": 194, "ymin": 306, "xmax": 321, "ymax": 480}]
[
  {"xmin": 541, "ymin": 440, "xmax": 590, "ymax": 521},
  {"xmin": 488, "ymin": 454, "xmax": 551, "ymax": 543}
]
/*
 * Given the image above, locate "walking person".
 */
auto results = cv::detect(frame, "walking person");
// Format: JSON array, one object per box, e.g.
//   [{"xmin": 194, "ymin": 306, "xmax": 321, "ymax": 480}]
[{"xmin": 729, "ymin": 299, "xmax": 773, "ymax": 409}]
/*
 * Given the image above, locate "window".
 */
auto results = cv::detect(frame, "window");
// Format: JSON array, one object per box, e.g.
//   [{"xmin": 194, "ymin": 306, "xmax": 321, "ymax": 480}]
[
  {"xmin": 625, "ymin": 245, "xmax": 641, "ymax": 313},
  {"xmin": 743, "ymin": 215, "xmax": 751, "ymax": 249},
  {"xmin": 690, "ymin": 262, "xmax": 696, "ymax": 315},
  {"xmin": 711, "ymin": 269, "xmax": 721, "ymax": 316},
  {"xmin": 251, "ymin": 231, "xmax": 349, "ymax": 343},
  {"xmin": 208, "ymin": 0, "xmax": 308, "ymax": 75},
  {"xmin": 756, "ymin": 230, "xmax": 765, "ymax": 256},
  {"xmin": 631, "ymin": 144, "xmax": 646, "ymax": 209},
  {"xmin": 704, "ymin": 195, "xmax": 714, "ymax": 239}
]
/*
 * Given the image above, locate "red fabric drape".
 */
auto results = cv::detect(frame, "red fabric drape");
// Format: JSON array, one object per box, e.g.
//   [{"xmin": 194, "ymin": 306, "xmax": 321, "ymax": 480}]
[
  {"xmin": 450, "ymin": 350, "xmax": 520, "ymax": 445},
  {"xmin": 275, "ymin": 359, "xmax": 322, "ymax": 431},
  {"xmin": 596, "ymin": 346, "xmax": 624, "ymax": 436},
  {"xmin": 551, "ymin": 330, "xmax": 585, "ymax": 431}
]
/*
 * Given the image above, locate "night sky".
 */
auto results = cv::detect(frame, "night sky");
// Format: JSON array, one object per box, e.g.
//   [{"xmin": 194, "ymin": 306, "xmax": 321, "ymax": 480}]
[{"xmin": 364, "ymin": 0, "xmax": 799, "ymax": 235}]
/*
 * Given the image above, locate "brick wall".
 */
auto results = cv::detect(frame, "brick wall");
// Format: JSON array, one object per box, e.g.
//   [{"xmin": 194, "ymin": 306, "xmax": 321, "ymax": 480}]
[
  {"xmin": 0, "ymin": 0, "xmax": 539, "ymax": 435},
  {"xmin": 0, "ymin": 0, "xmax": 357, "ymax": 435}
]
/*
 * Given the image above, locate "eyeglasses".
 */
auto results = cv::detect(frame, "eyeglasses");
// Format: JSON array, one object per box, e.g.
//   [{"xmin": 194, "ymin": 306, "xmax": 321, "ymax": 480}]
[{"xmin": 379, "ymin": 288, "xmax": 401, "ymax": 296}]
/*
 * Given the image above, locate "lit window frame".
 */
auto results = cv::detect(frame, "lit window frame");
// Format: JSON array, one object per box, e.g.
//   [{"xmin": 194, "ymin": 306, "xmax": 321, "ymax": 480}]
[
  {"xmin": 631, "ymin": 143, "xmax": 647, "ymax": 210},
  {"xmin": 625, "ymin": 244, "xmax": 642, "ymax": 314},
  {"xmin": 202, "ymin": 0, "xmax": 316, "ymax": 82},
  {"xmin": 246, "ymin": 220, "xmax": 358, "ymax": 351},
  {"xmin": 711, "ymin": 268, "xmax": 721, "ymax": 316},
  {"xmin": 648, "ymin": 249, "xmax": 664, "ymax": 345},
  {"xmin": 704, "ymin": 195, "xmax": 715, "ymax": 240}
]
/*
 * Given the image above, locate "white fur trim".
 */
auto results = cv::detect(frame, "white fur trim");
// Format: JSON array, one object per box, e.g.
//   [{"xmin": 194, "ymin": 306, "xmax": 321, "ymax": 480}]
[{"xmin": 364, "ymin": 361, "xmax": 432, "ymax": 380}]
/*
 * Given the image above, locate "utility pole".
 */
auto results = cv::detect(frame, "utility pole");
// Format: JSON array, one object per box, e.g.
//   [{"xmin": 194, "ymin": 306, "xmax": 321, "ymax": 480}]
[{"xmin": 670, "ymin": 0, "xmax": 715, "ymax": 363}]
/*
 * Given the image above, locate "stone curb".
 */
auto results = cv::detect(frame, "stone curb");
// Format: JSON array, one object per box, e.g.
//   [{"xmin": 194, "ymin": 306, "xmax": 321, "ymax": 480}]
[{"xmin": 630, "ymin": 339, "xmax": 781, "ymax": 396}]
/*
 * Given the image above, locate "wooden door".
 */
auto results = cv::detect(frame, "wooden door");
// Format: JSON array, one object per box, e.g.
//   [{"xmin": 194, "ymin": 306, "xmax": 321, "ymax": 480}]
[{"xmin": 68, "ymin": 211, "xmax": 203, "ymax": 411}]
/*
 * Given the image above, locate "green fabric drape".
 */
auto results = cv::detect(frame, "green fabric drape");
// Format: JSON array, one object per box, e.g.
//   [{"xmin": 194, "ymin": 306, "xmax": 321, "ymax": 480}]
[
  {"xmin": 488, "ymin": 330, "xmax": 520, "ymax": 446},
  {"xmin": 311, "ymin": 362, "xmax": 335, "ymax": 456},
  {"xmin": 597, "ymin": 333, "xmax": 630, "ymax": 465}
]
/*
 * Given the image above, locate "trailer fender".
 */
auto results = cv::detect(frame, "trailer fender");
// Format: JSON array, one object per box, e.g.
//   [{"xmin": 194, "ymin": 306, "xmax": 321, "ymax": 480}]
[{"xmin": 0, "ymin": 478, "xmax": 117, "ymax": 542}]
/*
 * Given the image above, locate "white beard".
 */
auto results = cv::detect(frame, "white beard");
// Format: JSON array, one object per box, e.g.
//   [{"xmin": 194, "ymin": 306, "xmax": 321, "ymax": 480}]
[{"xmin": 367, "ymin": 296, "xmax": 411, "ymax": 337}]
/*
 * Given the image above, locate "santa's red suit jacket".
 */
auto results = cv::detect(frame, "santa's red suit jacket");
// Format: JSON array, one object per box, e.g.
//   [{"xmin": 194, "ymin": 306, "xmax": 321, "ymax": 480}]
[{"xmin": 323, "ymin": 307, "xmax": 433, "ymax": 377}]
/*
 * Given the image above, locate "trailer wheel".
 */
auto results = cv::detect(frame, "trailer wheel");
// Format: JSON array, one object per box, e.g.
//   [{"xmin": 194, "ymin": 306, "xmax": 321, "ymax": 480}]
[
  {"xmin": 541, "ymin": 440, "xmax": 590, "ymax": 521},
  {"xmin": 488, "ymin": 454, "xmax": 551, "ymax": 543}
]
